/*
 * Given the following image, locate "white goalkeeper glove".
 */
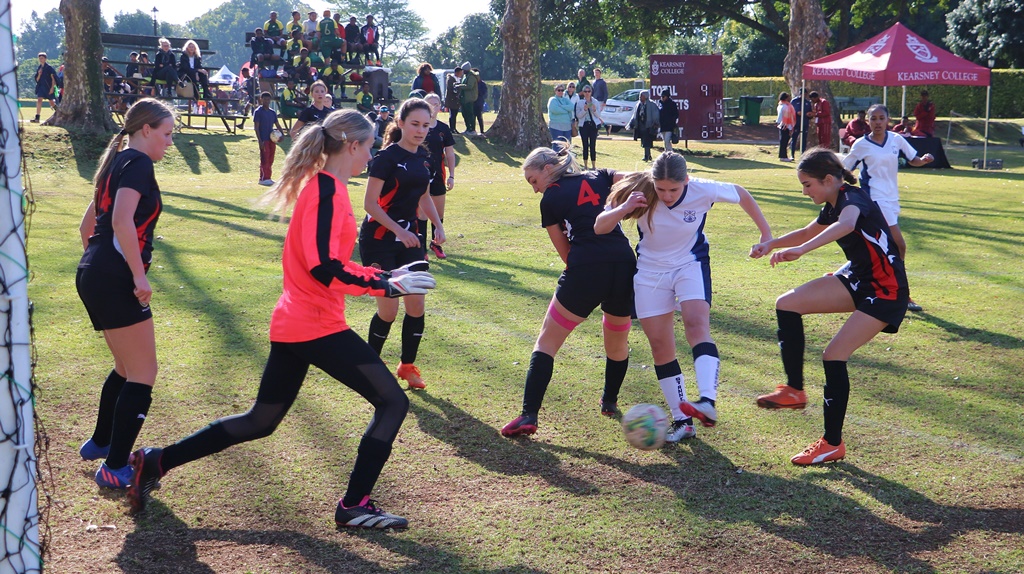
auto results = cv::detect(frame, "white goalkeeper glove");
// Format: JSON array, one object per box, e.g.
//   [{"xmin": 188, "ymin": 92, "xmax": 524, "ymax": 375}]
[
  {"xmin": 391, "ymin": 260, "xmax": 429, "ymax": 276},
  {"xmin": 384, "ymin": 271, "xmax": 436, "ymax": 297}
]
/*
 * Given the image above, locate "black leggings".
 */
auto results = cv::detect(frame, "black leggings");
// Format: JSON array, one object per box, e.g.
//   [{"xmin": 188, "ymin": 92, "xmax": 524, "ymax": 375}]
[
  {"xmin": 579, "ymin": 121, "xmax": 598, "ymax": 162},
  {"xmin": 160, "ymin": 330, "xmax": 409, "ymax": 496}
]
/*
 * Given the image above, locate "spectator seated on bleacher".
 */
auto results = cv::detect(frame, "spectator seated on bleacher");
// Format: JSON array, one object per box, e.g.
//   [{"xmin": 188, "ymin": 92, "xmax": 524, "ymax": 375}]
[
  {"xmin": 285, "ymin": 49, "xmax": 313, "ymax": 82},
  {"xmin": 356, "ymin": 82, "xmax": 374, "ymax": 113},
  {"xmin": 123, "ymin": 52, "xmax": 142, "ymax": 91},
  {"xmin": 150, "ymin": 38, "xmax": 179, "ymax": 96},
  {"xmin": 361, "ymin": 15, "xmax": 381, "ymax": 66},
  {"xmin": 373, "ymin": 105, "xmax": 392, "ymax": 148},
  {"xmin": 317, "ymin": 9, "xmax": 346, "ymax": 65},
  {"xmin": 263, "ymin": 11, "xmax": 286, "ymax": 48},
  {"xmin": 286, "ymin": 11, "xmax": 305, "ymax": 45},
  {"xmin": 344, "ymin": 16, "xmax": 363, "ymax": 65},
  {"xmin": 303, "ymin": 10, "xmax": 319, "ymax": 50},
  {"xmin": 101, "ymin": 57, "xmax": 121, "ymax": 91},
  {"xmin": 179, "ymin": 39, "xmax": 212, "ymax": 100},
  {"xmin": 280, "ymin": 78, "xmax": 308, "ymax": 118},
  {"xmin": 320, "ymin": 58, "xmax": 348, "ymax": 98},
  {"xmin": 285, "ymin": 29, "xmax": 305, "ymax": 60},
  {"xmin": 250, "ymin": 28, "xmax": 282, "ymax": 70},
  {"xmin": 138, "ymin": 52, "xmax": 151, "ymax": 78}
]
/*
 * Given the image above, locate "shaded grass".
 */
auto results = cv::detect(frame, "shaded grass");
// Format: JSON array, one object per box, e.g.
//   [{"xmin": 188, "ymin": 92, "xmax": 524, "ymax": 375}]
[{"xmin": 24, "ymin": 123, "xmax": 1024, "ymax": 573}]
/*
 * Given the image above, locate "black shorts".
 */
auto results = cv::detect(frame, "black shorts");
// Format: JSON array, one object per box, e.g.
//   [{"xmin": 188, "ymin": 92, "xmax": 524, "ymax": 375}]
[
  {"xmin": 429, "ymin": 175, "xmax": 447, "ymax": 197},
  {"xmin": 35, "ymin": 84, "xmax": 53, "ymax": 99},
  {"xmin": 76, "ymin": 260, "xmax": 152, "ymax": 331},
  {"xmin": 555, "ymin": 260, "xmax": 636, "ymax": 318},
  {"xmin": 836, "ymin": 274, "xmax": 909, "ymax": 334},
  {"xmin": 358, "ymin": 238, "xmax": 425, "ymax": 272}
]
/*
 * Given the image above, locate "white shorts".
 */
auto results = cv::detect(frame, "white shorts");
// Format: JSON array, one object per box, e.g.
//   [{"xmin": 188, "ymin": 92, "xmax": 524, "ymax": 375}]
[
  {"xmin": 875, "ymin": 199, "xmax": 900, "ymax": 226},
  {"xmin": 633, "ymin": 260, "xmax": 711, "ymax": 319}
]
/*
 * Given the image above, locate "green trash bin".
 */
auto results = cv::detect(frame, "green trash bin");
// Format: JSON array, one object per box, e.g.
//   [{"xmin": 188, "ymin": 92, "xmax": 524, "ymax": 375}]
[{"xmin": 739, "ymin": 96, "xmax": 764, "ymax": 126}]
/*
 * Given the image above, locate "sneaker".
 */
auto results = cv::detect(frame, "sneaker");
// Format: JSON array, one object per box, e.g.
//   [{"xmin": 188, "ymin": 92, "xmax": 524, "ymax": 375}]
[
  {"xmin": 500, "ymin": 413, "xmax": 538, "ymax": 437},
  {"xmin": 79, "ymin": 438, "xmax": 110, "ymax": 461},
  {"xmin": 396, "ymin": 362, "xmax": 425, "ymax": 390},
  {"xmin": 599, "ymin": 400, "xmax": 619, "ymax": 416},
  {"xmin": 665, "ymin": 419, "xmax": 696, "ymax": 442},
  {"xmin": 95, "ymin": 463, "xmax": 133, "ymax": 489},
  {"xmin": 30, "ymin": 116, "xmax": 40, "ymax": 123},
  {"xmin": 907, "ymin": 300, "xmax": 923, "ymax": 312},
  {"xmin": 258, "ymin": 179, "xmax": 275, "ymax": 186},
  {"xmin": 429, "ymin": 242, "xmax": 447, "ymax": 260},
  {"xmin": 791, "ymin": 437, "xmax": 845, "ymax": 466},
  {"xmin": 335, "ymin": 496, "xmax": 408, "ymax": 529},
  {"xmin": 127, "ymin": 447, "xmax": 164, "ymax": 512},
  {"xmin": 679, "ymin": 399, "xmax": 717, "ymax": 427},
  {"xmin": 463, "ymin": 130, "xmax": 477, "ymax": 137},
  {"xmin": 756, "ymin": 385, "xmax": 808, "ymax": 410}
]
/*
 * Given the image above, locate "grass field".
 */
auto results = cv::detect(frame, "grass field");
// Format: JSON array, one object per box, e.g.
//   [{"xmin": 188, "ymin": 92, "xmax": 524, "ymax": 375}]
[{"xmin": 21, "ymin": 114, "xmax": 1024, "ymax": 573}]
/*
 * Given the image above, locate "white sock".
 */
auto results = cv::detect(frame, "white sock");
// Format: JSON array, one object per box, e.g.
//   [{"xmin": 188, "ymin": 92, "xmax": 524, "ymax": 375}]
[
  {"xmin": 694, "ymin": 355, "xmax": 720, "ymax": 401},
  {"xmin": 659, "ymin": 374, "xmax": 687, "ymax": 420}
]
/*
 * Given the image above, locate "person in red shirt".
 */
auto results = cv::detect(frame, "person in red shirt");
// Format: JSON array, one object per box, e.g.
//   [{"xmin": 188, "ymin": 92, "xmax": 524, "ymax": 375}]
[
  {"xmin": 126, "ymin": 109, "xmax": 436, "ymax": 531},
  {"xmin": 842, "ymin": 110, "xmax": 870, "ymax": 148},
  {"xmin": 808, "ymin": 91, "xmax": 833, "ymax": 149},
  {"xmin": 912, "ymin": 90, "xmax": 936, "ymax": 137}
]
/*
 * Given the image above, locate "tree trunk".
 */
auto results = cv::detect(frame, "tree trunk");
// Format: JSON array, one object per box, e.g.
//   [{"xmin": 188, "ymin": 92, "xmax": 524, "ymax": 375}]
[
  {"xmin": 783, "ymin": 0, "xmax": 838, "ymax": 149},
  {"xmin": 47, "ymin": 0, "xmax": 114, "ymax": 132},
  {"xmin": 488, "ymin": 0, "xmax": 549, "ymax": 150}
]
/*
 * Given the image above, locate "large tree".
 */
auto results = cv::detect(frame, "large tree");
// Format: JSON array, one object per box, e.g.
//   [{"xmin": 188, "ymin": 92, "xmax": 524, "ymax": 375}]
[
  {"xmin": 945, "ymin": 0, "xmax": 1024, "ymax": 68},
  {"xmin": 47, "ymin": 0, "xmax": 114, "ymax": 132},
  {"xmin": 783, "ymin": 0, "xmax": 839, "ymax": 146},
  {"xmin": 488, "ymin": 0, "xmax": 548, "ymax": 150}
]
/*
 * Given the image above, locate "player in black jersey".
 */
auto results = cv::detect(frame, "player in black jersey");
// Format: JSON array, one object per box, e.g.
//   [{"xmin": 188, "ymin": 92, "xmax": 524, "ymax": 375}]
[
  {"xmin": 750, "ymin": 148, "xmax": 910, "ymax": 465},
  {"xmin": 419, "ymin": 93, "xmax": 456, "ymax": 259},
  {"xmin": 75, "ymin": 99, "xmax": 176, "ymax": 489},
  {"xmin": 501, "ymin": 147, "xmax": 637, "ymax": 437},
  {"xmin": 290, "ymin": 80, "xmax": 335, "ymax": 139},
  {"xmin": 360, "ymin": 98, "xmax": 445, "ymax": 390}
]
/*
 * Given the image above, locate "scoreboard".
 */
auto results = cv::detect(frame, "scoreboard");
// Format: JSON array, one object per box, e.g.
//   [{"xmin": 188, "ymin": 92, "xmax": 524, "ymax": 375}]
[{"xmin": 649, "ymin": 54, "xmax": 724, "ymax": 141}]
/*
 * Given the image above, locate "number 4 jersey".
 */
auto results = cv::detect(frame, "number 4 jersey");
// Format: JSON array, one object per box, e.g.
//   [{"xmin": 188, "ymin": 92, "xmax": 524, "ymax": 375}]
[{"xmin": 539, "ymin": 169, "xmax": 635, "ymax": 268}]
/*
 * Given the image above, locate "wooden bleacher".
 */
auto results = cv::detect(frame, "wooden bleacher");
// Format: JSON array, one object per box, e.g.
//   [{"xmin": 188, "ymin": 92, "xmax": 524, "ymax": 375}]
[{"xmin": 101, "ymin": 33, "xmax": 249, "ymax": 134}]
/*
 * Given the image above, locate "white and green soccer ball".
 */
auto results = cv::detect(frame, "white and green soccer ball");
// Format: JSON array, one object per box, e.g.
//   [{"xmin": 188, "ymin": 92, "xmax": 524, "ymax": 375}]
[{"xmin": 622, "ymin": 404, "xmax": 668, "ymax": 450}]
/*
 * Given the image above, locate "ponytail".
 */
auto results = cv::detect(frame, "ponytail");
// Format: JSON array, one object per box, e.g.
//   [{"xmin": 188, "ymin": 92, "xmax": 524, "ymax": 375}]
[
  {"xmin": 92, "ymin": 98, "xmax": 175, "ymax": 209},
  {"xmin": 522, "ymin": 145, "xmax": 582, "ymax": 181},
  {"xmin": 262, "ymin": 109, "xmax": 374, "ymax": 213}
]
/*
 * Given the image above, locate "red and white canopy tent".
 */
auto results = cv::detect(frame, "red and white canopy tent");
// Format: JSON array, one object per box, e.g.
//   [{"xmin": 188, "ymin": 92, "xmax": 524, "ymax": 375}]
[{"xmin": 801, "ymin": 23, "xmax": 994, "ymax": 166}]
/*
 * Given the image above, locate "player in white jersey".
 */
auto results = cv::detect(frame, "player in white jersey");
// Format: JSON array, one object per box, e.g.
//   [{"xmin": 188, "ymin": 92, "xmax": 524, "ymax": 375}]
[
  {"xmin": 595, "ymin": 152, "xmax": 772, "ymax": 440},
  {"xmin": 842, "ymin": 104, "xmax": 933, "ymax": 310}
]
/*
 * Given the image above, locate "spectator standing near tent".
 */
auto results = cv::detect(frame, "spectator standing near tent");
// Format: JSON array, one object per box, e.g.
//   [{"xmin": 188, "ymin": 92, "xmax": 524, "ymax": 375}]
[
  {"xmin": 912, "ymin": 91, "xmax": 936, "ymax": 137},
  {"xmin": 790, "ymin": 89, "xmax": 811, "ymax": 156},
  {"xmin": 776, "ymin": 92, "xmax": 796, "ymax": 162},
  {"xmin": 31, "ymin": 52, "xmax": 58, "ymax": 123},
  {"xmin": 808, "ymin": 91, "xmax": 833, "ymax": 149}
]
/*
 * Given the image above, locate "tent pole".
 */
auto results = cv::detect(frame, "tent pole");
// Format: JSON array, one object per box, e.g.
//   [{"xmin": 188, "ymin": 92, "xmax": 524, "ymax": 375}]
[
  {"xmin": 901, "ymin": 86, "xmax": 906, "ymax": 118},
  {"xmin": 801, "ymin": 79, "xmax": 806, "ymax": 154},
  {"xmin": 982, "ymin": 84, "xmax": 991, "ymax": 170},
  {"xmin": 883, "ymin": 86, "xmax": 887, "ymax": 107}
]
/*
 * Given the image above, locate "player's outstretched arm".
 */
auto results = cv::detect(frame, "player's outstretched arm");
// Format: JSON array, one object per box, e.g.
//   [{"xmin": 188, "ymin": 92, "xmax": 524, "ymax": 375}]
[{"xmin": 735, "ymin": 185, "xmax": 772, "ymax": 245}]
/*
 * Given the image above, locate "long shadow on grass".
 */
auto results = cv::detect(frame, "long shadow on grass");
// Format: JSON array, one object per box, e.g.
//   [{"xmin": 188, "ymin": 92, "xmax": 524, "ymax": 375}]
[
  {"xmin": 172, "ymin": 134, "xmax": 248, "ymax": 174},
  {"xmin": 160, "ymin": 191, "xmax": 284, "ymax": 243},
  {"xmin": 118, "ymin": 501, "xmax": 551, "ymax": 573},
  {"xmin": 915, "ymin": 311, "xmax": 1024, "ymax": 349},
  {"xmin": 543, "ymin": 440, "xmax": 1023, "ymax": 573},
  {"xmin": 409, "ymin": 393, "xmax": 600, "ymax": 495},
  {"xmin": 452, "ymin": 135, "xmax": 523, "ymax": 169}
]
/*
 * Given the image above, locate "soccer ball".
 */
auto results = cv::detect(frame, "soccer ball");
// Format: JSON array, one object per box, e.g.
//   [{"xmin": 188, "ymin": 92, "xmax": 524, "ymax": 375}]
[
  {"xmin": 622, "ymin": 404, "xmax": 668, "ymax": 451},
  {"xmin": 270, "ymin": 129, "xmax": 283, "ymax": 143}
]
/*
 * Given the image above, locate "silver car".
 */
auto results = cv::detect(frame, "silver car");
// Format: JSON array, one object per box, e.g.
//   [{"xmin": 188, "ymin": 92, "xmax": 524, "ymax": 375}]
[{"xmin": 601, "ymin": 89, "xmax": 645, "ymax": 132}]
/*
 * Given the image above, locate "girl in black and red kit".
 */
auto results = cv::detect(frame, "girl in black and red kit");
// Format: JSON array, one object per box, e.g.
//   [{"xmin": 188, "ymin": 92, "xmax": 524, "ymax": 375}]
[
  {"xmin": 76, "ymin": 98, "xmax": 176, "ymax": 490},
  {"xmin": 501, "ymin": 147, "xmax": 636, "ymax": 437},
  {"xmin": 127, "ymin": 109, "xmax": 436, "ymax": 529},
  {"xmin": 360, "ymin": 98, "xmax": 445, "ymax": 390},
  {"xmin": 750, "ymin": 148, "xmax": 909, "ymax": 465}
]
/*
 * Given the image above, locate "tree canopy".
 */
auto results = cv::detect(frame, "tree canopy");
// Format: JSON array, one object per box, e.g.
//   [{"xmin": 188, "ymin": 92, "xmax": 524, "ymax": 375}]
[
  {"xmin": 945, "ymin": 0, "xmax": 1024, "ymax": 68},
  {"xmin": 336, "ymin": 0, "xmax": 427, "ymax": 63}
]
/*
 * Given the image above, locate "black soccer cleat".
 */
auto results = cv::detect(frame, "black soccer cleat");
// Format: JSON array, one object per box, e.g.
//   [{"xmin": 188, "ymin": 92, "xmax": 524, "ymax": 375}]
[
  {"xmin": 127, "ymin": 447, "xmax": 164, "ymax": 513},
  {"xmin": 335, "ymin": 496, "xmax": 409, "ymax": 529}
]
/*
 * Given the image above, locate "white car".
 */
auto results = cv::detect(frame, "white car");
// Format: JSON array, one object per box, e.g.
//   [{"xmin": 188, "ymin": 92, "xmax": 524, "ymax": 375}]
[{"xmin": 601, "ymin": 89, "xmax": 645, "ymax": 132}]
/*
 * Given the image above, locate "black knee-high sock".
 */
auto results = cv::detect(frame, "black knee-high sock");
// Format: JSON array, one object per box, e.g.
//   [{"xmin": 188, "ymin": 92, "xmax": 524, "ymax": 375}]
[
  {"xmin": 822, "ymin": 360, "xmax": 850, "ymax": 446},
  {"xmin": 521, "ymin": 351, "xmax": 555, "ymax": 415},
  {"xmin": 160, "ymin": 421, "xmax": 236, "ymax": 473},
  {"xmin": 777, "ymin": 309, "xmax": 805, "ymax": 391},
  {"xmin": 418, "ymin": 218, "xmax": 428, "ymax": 248},
  {"xmin": 91, "ymin": 369, "xmax": 127, "ymax": 446},
  {"xmin": 602, "ymin": 357, "xmax": 628, "ymax": 404},
  {"xmin": 342, "ymin": 436, "xmax": 393, "ymax": 507},
  {"xmin": 400, "ymin": 313, "xmax": 425, "ymax": 364},
  {"xmin": 105, "ymin": 382, "xmax": 152, "ymax": 468},
  {"xmin": 368, "ymin": 313, "xmax": 393, "ymax": 356}
]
